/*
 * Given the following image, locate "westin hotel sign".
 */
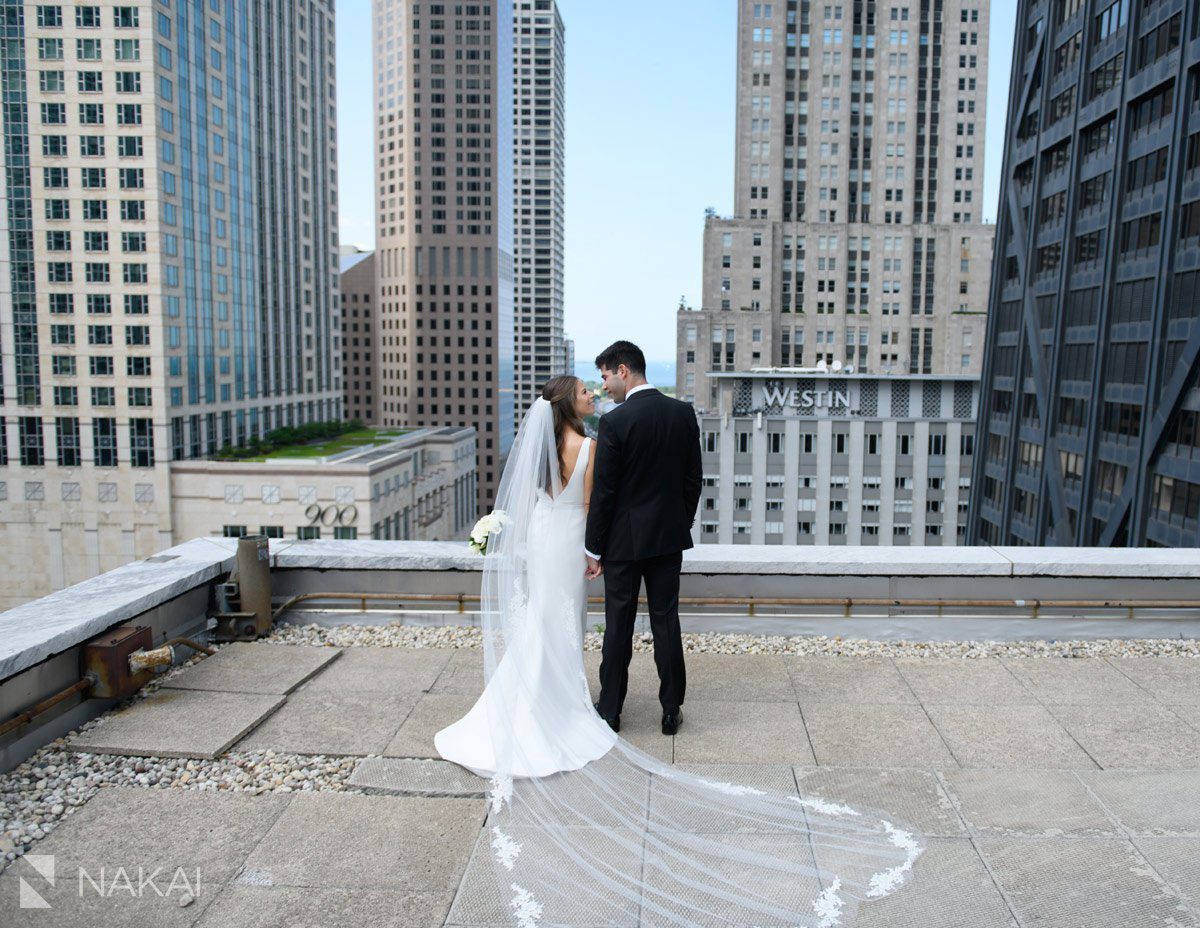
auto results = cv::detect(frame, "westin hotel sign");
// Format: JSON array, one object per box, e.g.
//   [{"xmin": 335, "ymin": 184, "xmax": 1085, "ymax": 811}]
[{"xmin": 760, "ymin": 382, "xmax": 859, "ymax": 414}]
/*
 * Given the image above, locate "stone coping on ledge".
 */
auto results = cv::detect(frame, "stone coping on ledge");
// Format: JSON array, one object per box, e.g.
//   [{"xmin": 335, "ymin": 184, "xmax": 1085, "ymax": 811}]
[
  {"xmin": 2, "ymin": 538, "xmax": 1198, "ymax": 683},
  {"xmin": 270, "ymin": 539, "xmax": 1200, "ymax": 580}
]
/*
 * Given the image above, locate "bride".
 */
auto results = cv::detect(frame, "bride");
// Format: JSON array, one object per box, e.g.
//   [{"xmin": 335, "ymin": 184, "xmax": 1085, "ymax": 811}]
[
  {"xmin": 435, "ymin": 376, "xmax": 616, "ymax": 777},
  {"xmin": 435, "ymin": 376, "xmax": 924, "ymax": 927}
]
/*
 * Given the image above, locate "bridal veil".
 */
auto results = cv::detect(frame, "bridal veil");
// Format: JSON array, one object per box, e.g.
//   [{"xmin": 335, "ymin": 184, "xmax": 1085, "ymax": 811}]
[{"xmin": 472, "ymin": 397, "xmax": 924, "ymax": 927}]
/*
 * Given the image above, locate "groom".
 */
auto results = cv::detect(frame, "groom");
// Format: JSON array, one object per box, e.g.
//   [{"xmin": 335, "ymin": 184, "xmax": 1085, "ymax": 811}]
[{"xmin": 585, "ymin": 341, "xmax": 702, "ymax": 736}]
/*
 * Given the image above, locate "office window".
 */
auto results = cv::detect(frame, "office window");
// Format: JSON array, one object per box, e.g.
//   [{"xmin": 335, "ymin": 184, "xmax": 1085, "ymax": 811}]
[
  {"xmin": 130, "ymin": 419, "xmax": 154, "ymax": 467},
  {"xmin": 36, "ymin": 5, "xmax": 63, "ymax": 27},
  {"xmin": 20, "ymin": 418, "xmax": 45, "ymax": 467}
]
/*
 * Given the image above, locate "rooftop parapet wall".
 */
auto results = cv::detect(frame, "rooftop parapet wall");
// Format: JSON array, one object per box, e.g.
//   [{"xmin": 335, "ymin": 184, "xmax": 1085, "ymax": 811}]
[{"xmin": 3, "ymin": 540, "xmax": 1199, "ymax": 684}]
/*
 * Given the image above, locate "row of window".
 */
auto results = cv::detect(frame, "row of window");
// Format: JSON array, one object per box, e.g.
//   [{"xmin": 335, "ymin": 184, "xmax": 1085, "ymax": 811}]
[
  {"xmin": 44, "ymin": 262, "xmax": 149, "ymax": 284},
  {"xmin": 706, "ymin": 431, "xmax": 972, "ymax": 456},
  {"xmin": 224, "ymin": 525, "xmax": 360, "ymax": 540},
  {"xmin": 6, "ymin": 417, "xmax": 153, "ymax": 468},
  {"xmin": 35, "ymin": 5, "xmax": 139, "ymax": 28},
  {"xmin": 707, "ymin": 522, "xmax": 965, "ymax": 538},
  {"xmin": 43, "ymin": 166, "xmax": 144, "ymax": 188},
  {"xmin": 35, "ymin": 37, "xmax": 139, "ymax": 61},
  {"xmin": 38, "ymin": 70, "xmax": 141, "ymax": 93}
]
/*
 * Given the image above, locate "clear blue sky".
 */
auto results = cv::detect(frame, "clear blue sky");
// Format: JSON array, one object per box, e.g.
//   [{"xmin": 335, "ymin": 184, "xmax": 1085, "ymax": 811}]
[{"xmin": 336, "ymin": 0, "xmax": 1017, "ymax": 367}]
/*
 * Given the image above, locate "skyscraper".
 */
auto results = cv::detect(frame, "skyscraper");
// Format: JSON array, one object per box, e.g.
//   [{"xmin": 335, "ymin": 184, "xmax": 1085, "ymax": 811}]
[
  {"xmin": 512, "ymin": 0, "xmax": 565, "ymax": 427},
  {"xmin": 969, "ymin": 0, "xmax": 1199, "ymax": 547},
  {"xmin": 339, "ymin": 249, "xmax": 376, "ymax": 425},
  {"xmin": 0, "ymin": 0, "xmax": 340, "ymax": 607},
  {"xmin": 677, "ymin": 0, "xmax": 995, "ymax": 411},
  {"xmin": 371, "ymin": 0, "xmax": 515, "ymax": 511}
]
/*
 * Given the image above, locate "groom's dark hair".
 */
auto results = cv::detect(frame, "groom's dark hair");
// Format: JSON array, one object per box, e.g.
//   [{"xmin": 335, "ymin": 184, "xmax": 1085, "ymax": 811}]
[{"xmin": 595, "ymin": 341, "xmax": 646, "ymax": 377}]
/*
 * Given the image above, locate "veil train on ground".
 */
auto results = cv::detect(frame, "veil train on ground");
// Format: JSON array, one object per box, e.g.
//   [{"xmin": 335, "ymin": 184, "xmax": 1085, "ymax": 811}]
[{"xmin": 463, "ymin": 397, "xmax": 925, "ymax": 927}]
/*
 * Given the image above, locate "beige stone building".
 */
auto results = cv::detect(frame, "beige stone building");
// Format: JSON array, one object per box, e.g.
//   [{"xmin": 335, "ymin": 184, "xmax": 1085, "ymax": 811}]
[
  {"xmin": 371, "ymin": 0, "xmax": 515, "ymax": 511},
  {"xmin": 339, "ymin": 250, "xmax": 376, "ymax": 425},
  {"xmin": 0, "ymin": 1, "xmax": 341, "ymax": 608},
  {"xmin": 678, "ymin": 0, "xmax": 995, "ymax": 411},
  {"xmin": 170, "ymin": 427, "xmax": 477, "ymax": 544}
]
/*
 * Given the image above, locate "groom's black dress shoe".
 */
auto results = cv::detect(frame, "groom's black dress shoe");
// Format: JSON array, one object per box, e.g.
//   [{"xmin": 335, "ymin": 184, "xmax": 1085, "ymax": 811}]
[
  {"xmin": 662, "ymin": 709, "xmax": 683, "ymax": 736},
  {"xmin": 594, "ymin": 702, "xmax": 620, "ymax": 733}
]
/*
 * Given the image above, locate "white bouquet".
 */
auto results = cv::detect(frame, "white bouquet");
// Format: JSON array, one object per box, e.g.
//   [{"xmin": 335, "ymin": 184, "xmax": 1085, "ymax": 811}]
[{"xmin": 469, "ymin": 509, "xmax": 509, "ymax": 555}]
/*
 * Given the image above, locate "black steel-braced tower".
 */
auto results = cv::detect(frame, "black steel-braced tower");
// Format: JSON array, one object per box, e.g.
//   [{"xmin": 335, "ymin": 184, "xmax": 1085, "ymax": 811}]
[{"xmin": 969, "ymin": 0, "xmax": 1200, "ymax": 547}]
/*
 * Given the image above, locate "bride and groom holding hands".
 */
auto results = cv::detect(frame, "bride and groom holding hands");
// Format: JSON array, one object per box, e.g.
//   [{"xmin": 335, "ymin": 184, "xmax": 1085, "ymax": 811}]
[
  {"xmin": 432, "ymin": 340, "xmax": 921, "ymax": 927},
  {"xmin": 435, "ymin": 339, "xmax": 701, "ymax": 775}
]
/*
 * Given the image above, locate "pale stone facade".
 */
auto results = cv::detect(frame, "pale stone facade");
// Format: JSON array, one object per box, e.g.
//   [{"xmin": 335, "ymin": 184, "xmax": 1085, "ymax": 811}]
[
  {"xmin": 679, "ymin": 0, "xmax": 994, "ymax": 412},
  {"xmin": 697, "ymin": 372, "xmax": 978, "ymax": 545},
  {"xmin": 169, "ymin": 427, "xmax": 477, "ymax": 545}
]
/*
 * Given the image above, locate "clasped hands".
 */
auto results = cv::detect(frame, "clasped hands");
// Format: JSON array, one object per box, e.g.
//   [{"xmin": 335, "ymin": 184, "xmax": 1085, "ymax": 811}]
[{"xmin": 585, "ymin": 556, "xmax": 603, "ymax": 580}]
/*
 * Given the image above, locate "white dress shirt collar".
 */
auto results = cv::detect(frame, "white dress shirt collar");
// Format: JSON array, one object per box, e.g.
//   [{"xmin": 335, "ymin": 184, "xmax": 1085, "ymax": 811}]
[{"xmin": 623, "ymin": 383, "xmax": 655, "ymax": 402}]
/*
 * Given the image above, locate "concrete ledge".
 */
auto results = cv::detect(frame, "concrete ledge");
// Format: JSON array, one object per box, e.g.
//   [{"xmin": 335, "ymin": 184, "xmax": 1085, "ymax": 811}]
[
  {"xmin": 266, "ymin": 539, "xmax": 1200, "ymax": 578},
  {"xmin": 4, "ymin": 540, "xmax": 1199, "ymax": 689},
  {"xmin": 0, "ymin": 537, "xmax": 239, "ymax": 681}
]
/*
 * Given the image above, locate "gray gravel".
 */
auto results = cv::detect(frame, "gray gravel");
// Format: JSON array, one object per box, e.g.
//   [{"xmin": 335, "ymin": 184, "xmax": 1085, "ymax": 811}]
[{"xmin": 266, "ymin": 620, "xmax": 1200, "ymax": 659}]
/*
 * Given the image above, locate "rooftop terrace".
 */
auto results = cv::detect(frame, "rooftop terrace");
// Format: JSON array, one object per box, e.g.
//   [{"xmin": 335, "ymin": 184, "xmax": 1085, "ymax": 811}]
[{"xmin": 0, "ymin": 541, "xmax": 1198, "ymax": 926}]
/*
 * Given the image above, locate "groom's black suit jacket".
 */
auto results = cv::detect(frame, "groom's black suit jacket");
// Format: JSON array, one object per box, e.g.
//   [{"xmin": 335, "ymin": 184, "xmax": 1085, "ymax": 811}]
[{"xmin": 585, "ymin": 388, "xmax": 703, "ymax": 562}]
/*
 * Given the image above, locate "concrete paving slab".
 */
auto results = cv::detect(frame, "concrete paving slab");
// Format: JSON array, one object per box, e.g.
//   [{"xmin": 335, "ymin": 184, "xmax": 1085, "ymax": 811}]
[
  {"xmin": 446, "ymin": 826, "xmax": 643, "ymax": 927},
  {"xmin": 1107, "ymin": 657, "xmax": 1200, "ymax": 704},
  {"xmin": 1135, "ymin": 838, "xmax": 1200, "ymax": 912},
  {"xmin": 583, "ymin": 650, "xmax": 661, "ymax": 703},
  {"xmin": 795, "ymin": 767, "xmax": 967, "ymax": 837},
  {"xmin": 428, "ymin": 649, "xmax": 485, "ymax": 695},
  {"xmin": 68, "ymin": 690, "xmax": 286, "ymax": 759},
  {"xmin": 672, "ymin": 700, "xmax": 816, "ymax": 765},
  {"xmin": 1048, "ymin": 703, "xmax": 1200, "ymax": 769},
  {"xmin": 677, "ymin": 653, "xmax": 798, "ymax": 702},
  {"xmin": 939, "ymin": 769, "xmax": 1116, "ymax": 836},
  {"xmin": 236, "ymin": 689, "xmax": 421, "ymax": 756},
  {"xmin": 609, "ymin": 696, "xmax": 675, "ymax": 764},
  {"xmin": 855, "ymin": 837, "xmax": 1018, "ymax": 928},
  {"xmin": 1079, "ymin": 771, "xmax": 1200, "ymax": 835},
  {"xmin": 1001, "ymin": 657, "xmax": 1154, "ymax": 705},
  {"xmin": 784, "ymin": 657, "xmax": 918, "ymax": 704},
  {"xmin": 924, "ymin": 705, "xmax": 1098, "ymax": 769},
  {"xmin": 649, "ymin": 763, "xmax": 799, "ymax": 833},
  {"xmin": 192, "ymin": 886, "xmax": 455, "ymax": 928},
  {"xmin": 161, "ymin": 643, "xmax": 341, "ymax": 696},
  {"xmin": 801, "ymin": 704, "xmax": 957, "ymax": 768},
  {"xmin": 978, "ymin": 836, "xmax": 1200, "ymax": 928},
  {"xmin": 893, "ymin": 659, "xmax": 1036, "ymax": 705},
  {"xmin": 348, "ymin": 756, "xmax": 486, "ymax": 797},
  {"xmin": 299, "ymin": 646, "xmax": 452, "ymax": 695},
  {"xmin": 0, "ymin": 787, "xmax": 290, "ymax": 926},
  {"xmin": 0, "ymin": 867, "xmax": 216, "ymax": 928},
  {"xmin": 383, "ymin": 693, "xmax": 479, "ymax": 759},
  {"xmin": 641, "ymin": 831, "xmax": 823, "ymax": 928},
  {"xmin": 239, "ymin": 792, "xmax": 483, "ymax": 891}
]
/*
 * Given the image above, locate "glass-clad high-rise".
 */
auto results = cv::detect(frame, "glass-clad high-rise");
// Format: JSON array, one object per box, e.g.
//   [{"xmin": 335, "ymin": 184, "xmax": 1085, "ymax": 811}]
[
  {"xmin": 969, "ymin": 0, "xmax": 1200, "ymax": 547},
  {"xmin": 0, "ymin": 1, "xmax": 340, "ymax": 606}
]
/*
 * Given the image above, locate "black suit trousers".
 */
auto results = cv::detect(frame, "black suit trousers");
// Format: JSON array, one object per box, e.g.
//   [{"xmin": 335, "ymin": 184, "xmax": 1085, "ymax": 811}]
[{"xmin": 597, "ymin": 551, "xmax": 687, "ymax": 718}]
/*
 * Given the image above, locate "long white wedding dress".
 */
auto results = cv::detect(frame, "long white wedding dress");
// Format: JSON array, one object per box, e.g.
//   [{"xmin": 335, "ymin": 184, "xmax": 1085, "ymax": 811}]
[
  {"xmin": 435, "ymin": 437, "xmax": 617, "ymax": 777},
  {"xmin": 433, "ymin": 398, "xmax": 924, "ymax": 928}
]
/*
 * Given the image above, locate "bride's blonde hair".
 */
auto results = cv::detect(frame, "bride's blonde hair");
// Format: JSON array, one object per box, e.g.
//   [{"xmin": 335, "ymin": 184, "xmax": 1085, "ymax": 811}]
[{"xmin": 541, "ymin": 375, "xmax": 586, "ymax": 487}]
